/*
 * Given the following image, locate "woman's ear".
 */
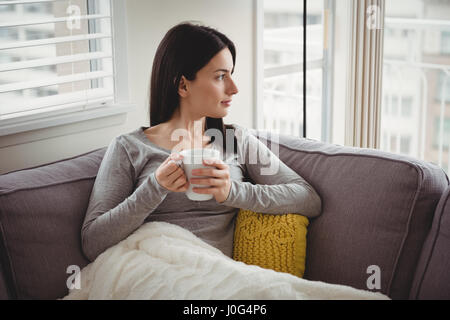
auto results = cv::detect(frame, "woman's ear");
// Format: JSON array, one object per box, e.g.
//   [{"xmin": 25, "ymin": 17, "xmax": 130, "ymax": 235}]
[{"xmin": 178, "ymin": 75, "xmax": 189, "ymax": 98}]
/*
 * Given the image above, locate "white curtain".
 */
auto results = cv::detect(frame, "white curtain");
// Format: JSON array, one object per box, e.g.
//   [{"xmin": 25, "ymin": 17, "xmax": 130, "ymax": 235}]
[{"xmin": 345, "ymin": 0, "xmax": 385, "ymax": 149}]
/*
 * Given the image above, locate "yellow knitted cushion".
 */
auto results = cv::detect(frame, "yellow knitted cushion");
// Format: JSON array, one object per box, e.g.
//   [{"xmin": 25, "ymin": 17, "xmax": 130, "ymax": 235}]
[{"xmin": 233, "ymin": 209, "xmax": 309, "ymax": 278}]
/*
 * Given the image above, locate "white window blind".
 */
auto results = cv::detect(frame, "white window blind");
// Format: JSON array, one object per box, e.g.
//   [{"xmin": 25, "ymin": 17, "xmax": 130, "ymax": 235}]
[{"xmin": 0, "ymin": 0, "xmax": 115, "ymax": 124}]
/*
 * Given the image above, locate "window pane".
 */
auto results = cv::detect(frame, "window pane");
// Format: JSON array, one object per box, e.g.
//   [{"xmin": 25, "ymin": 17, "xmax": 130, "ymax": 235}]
[
  {"xmin": 262, "ymin": 0, "xmax": 324, "ymax": 139},
  {"xmin": 264, "ymin": 73, "xmax": 302, "ymax": 136},
  {"xmin": 400, "ymin": 135, "xmax": 411, "ymax": 154},
  {"xmin": 436, "ymin": 72, "xmax": 450, "ymax": 103},
  {"xmin": 441, "ymin": 30, "xmax": 450, "ymax": 54},
  {"xmin": 380, "ymin": 0, "xmax": 450, "ymax": 174}
]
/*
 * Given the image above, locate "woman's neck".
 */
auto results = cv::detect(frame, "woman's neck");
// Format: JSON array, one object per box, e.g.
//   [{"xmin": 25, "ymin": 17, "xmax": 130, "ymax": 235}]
[
  {"xmin": 164, "ymin": 113, "xmax": 206, "ymax": 139},
  {"xmin": 156, "ymin": 117, "xmax": 210, "ymax": 150}
]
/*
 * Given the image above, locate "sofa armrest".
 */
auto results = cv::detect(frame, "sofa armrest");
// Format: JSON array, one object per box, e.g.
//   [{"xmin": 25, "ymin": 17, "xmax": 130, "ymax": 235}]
[
  {"xmin": 410, "ymin": 186, "xmax": 450, "ymax": 299},
  {"xmin": 0, "ymin": 147, "xmax": 106, "ymax": 299}
]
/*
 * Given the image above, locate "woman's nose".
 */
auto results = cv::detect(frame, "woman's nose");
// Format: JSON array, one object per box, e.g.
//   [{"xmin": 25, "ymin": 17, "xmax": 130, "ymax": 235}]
[{"xmin": 227, "ymin": 78, "xmax": 239, "ymax": 95}]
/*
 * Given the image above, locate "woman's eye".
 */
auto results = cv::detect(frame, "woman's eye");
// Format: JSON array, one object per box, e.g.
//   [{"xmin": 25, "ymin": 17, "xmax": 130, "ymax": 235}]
[{"xmin": 218, "ymin": 74, "xmax": 226, "ymax": 80}]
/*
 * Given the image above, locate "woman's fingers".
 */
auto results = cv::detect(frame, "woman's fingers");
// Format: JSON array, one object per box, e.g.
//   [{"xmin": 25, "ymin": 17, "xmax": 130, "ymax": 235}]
[
  {"xmin": 190, "ymin": 159, "xmax": 229, "ymax": 186},
  {"xmin": 190, "ymin": 177, "xmax": 223, "ymax": 187},
  {"xmin": 163, "ymin": 154, "xmax": 182, "ymax": 175},
  {"xmin": 173, "ymin": 174, "xmax": 189, "ymax": 190},
  {"xmin": 167, "ymin": 166, "xmax": 184, "ymax": 183},
  {"xmin": 191, "ymin": 167, "xmax": 229, "ymax": 179},
  {"xmin": 203, "ymin": 158, "xmax": 228, "ymax": 169},
  {"xmin": 188, "ymin": 158, "xmax": 231, "ymax": 203},
  {"xmin": 154, "ymin": 153, "xmax": 187, "ymax": 192},
  {"xmin": 191, "ymin": 169, "xmax": 227, "ymax": 180}
]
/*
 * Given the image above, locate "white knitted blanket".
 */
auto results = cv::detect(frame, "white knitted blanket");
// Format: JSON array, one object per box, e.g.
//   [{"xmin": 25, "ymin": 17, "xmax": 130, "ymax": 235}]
[{"xmin": 63, "ymin": 222, "xmax": 389, "ymax": 300}]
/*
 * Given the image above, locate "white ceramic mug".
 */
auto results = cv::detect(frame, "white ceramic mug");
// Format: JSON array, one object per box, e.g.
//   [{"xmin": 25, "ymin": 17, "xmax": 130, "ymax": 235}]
[{"xmin": 178, "ymin": 148, "xmax": 221, "ymax": 201}]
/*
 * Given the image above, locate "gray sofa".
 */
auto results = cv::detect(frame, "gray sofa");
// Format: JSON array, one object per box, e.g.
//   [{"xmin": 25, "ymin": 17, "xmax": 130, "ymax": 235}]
[{"xmin": 1, "ymin": 128, "xmax": 449, "ymax": 300}]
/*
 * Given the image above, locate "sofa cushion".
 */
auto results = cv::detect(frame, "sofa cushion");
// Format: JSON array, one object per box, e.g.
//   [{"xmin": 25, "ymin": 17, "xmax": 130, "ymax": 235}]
[
  {"xmin": 410, "ymin": 186, "xmax": 450, "ymax": 299},
  {"xmin": 250, "ymin": 129, "xmax": 448, "ymax": 299},
  {"xmin": 0, "ymin": 147, "xmax": 106, "ymax": 299}
]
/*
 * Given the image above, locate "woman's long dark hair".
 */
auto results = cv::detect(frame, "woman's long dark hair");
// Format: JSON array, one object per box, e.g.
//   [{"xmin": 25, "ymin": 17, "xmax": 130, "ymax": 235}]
[{"xmin": 149, "ymin": 21, "xmax": 237, "ymax": 155}]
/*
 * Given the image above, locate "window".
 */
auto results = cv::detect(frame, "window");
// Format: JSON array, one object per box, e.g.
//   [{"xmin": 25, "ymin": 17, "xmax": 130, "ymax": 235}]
[
  {"xmin": 0, "ymin": 0, "xmax": 132, "ymax": 136},
  {"xmin": 441, "ymin": 30, "xmax": 450, "ymax": 55},
  {"xmin": 390, "ymin": 135, "xmax": 397, "ymax": 153},
  {"xmin": 380, "ymin": 0, "xmax": 450, "ymax": 173},
  {"xmin": 258, "ymin": 0, "xmax": 330, "ymax": 141},
  {"xmin": 400, "ymin": 135, "xmax": 411, "ymax": 155},
  {"xmin": 436, "ymin": 71, "xmax": 450, "ymax": 103},
  {"xmin": 433, "ymin": 117, "xmax": 450, "ymax": 151},
  {"xmin": 400, "ymin": 97, "xmax": 413, "ymax": 118},
  {"xmin": 385, "ymin": 95, "xmax": 414, "ymax": 118},
  {"xmin": 391, "ymin": 97, "xmax": 399, "ymax": 116}
]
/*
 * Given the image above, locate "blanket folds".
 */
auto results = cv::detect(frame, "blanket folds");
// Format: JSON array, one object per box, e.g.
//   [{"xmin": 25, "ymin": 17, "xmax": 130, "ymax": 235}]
[{"xmin": 64, "ymin": 222, "xmax": 389, "ymax": 300}]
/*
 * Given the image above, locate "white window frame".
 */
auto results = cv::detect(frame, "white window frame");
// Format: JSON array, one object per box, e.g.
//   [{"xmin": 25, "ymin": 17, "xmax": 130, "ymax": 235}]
[{"xmin": 0, "ymin": 0, "xmax": 135, "ymax": 137}]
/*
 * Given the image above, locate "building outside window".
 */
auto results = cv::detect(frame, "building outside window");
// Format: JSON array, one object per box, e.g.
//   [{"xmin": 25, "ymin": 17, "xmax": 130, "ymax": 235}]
[
  {"xmin": 436, "ymin": 71, "xmax": 450, "ymax": 103},
  {"xmin": 441, "ymin": 30, "xmax": 450, "ymax": 55},
  {"xmin": 433, "ymin": 116, "xmax": 450, "ymax": 150},
  {"xmin": 380, "ymin": 0, "xmax": 450, "ymax": 173}
]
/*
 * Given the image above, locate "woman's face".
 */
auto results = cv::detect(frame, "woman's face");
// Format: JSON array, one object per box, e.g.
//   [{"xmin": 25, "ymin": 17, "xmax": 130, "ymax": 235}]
[{"xmin": 181, "ymin": 48, "xmax": 239, "ymax": 118}]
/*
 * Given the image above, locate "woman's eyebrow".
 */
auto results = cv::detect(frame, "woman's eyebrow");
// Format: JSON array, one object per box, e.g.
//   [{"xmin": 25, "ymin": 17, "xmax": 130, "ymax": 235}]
[{"xmin": 213, "ymin": 68, "xmax": 230, "ymax": 73}]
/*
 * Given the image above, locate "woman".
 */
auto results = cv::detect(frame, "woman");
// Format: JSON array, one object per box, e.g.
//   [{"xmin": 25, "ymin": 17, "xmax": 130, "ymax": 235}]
[{"xmin": 81, "ymin": 22, "xmax": 322, "ymax": 262}]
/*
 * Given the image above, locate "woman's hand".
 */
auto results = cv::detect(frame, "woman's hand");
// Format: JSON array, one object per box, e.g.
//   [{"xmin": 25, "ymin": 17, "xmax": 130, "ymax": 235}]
[
  {"xmin": 189, "ymin": 158, "xmax": 231, "ymax": 203},
  {"xmin": 155, "ymin": 153, "xmax": 190, "ymax": 192}
]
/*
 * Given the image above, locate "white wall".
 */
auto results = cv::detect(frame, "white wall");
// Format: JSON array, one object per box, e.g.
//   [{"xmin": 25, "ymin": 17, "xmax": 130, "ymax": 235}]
[{"xmin": 0, "ymin": 0, "xmax": 255, "ymax": 174}]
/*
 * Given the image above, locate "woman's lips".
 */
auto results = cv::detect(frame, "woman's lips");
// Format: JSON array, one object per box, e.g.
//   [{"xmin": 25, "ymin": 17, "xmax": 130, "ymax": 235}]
[{"xmin": 221, "ymin": 100, "xmax": 232, "ymax": 107}]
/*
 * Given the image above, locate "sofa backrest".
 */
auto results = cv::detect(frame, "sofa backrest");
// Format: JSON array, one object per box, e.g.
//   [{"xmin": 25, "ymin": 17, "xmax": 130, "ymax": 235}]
[
  {"xmin": 251, "ymin": 129, "xmax": 449, "ymax": 299},
  {"xmin": 0, "ymin": 148, "xmax": 106, "ymax": 299},
  {"xmin": 409, "ymin": 185, "xmax": 450, "ymax": 299}
]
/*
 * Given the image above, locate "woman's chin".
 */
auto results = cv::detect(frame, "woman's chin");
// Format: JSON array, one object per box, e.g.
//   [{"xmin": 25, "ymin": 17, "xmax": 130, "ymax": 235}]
[{"xmin": 213, "ymin": 109, "xmax": 228, "ymax": 117}]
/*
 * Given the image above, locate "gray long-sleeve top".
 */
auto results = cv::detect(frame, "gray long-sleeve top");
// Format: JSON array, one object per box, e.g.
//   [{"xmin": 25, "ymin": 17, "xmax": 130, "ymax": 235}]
[{"xmin": 81, "ymin": 123, "xmax": 322, "ymax": 261}]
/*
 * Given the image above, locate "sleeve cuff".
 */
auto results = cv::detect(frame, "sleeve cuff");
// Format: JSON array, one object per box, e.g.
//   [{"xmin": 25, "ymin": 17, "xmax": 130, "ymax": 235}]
[
  {"xmin": 148, "ymin": 171, "xmax": 170, "ymax": 196},
  {"xmin": 220, "ymin": 180, "xmax": 239, "ymax": 207},
  {"xmin": 132, "ymin": 172, "xmax": 170, "ymax": 208}
]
